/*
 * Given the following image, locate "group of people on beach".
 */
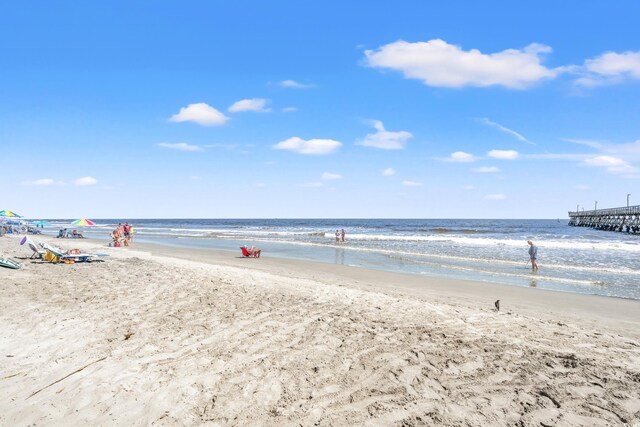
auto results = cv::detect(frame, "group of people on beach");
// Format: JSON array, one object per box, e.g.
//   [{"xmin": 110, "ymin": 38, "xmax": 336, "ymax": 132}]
[
  {"xmin": 335, "ymin": 228, "xmax": 346, "ymax": 243},
  {"xmin": 111, "ymin": 223, "xmax": 133, "ymax": 247},
  {"xmin": 57, "ymin": 228, "xmax": 84, "ymax": 238}
]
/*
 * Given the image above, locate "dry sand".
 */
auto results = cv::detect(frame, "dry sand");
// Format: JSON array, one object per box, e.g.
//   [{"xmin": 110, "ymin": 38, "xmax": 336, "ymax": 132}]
[{"xmin": 1, "ymin": 235, "xmax": 639, "ymax": 426}]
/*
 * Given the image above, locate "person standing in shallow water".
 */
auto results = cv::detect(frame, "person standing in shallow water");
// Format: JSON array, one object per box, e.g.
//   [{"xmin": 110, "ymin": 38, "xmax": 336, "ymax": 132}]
[
  {"xmin": 341, "ymin": 228, "xmax": 346, "ymax": 242},
  {"xmin": 527, "ymin": 240, "xmax": 538, "ymax": 272}
]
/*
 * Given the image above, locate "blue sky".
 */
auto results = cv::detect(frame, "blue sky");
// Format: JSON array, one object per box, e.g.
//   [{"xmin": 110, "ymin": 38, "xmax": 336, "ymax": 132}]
[{"xmin": 2, "ymin": 1, "xmax": 639, "ymax": 219}]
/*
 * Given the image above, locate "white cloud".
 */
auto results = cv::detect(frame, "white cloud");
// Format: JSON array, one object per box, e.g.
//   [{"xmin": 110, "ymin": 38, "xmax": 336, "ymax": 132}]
[
  {"xmin": 448, "ymin": 151, "xmax": 475, "ymax": 162},
  {"xmin": 279, "ymin": 80, "xmax": 314, "ymax": 89},
  {"xmin": 75, "ymin": 176, "xmax": 97, "ymax": 186},
  {"xmin": 576, "ymin": 50, "xmax": 640, "ymax": 86},
  {"xmin": 282, "ymin": 107, "xmax": 298, "ymax": 113},
  {"xmin": 228, "ymin": 98, "xmax": 271, "ymax": 113},
  {"xmin": 273, "ymin": 137, "xmax": 342, "ymax": 155},
  {"xmin": 583, "ymin": 155, "xmax": 638, "ymax": 175},
  {"xmin": 487, "ymin": 149, "xmax": 519, "ymax": 160},
  {"xmin": 484, "ymin": 193, "xmax": 506, "ymax": 200},
  {"xmin": 480, "ymin": 118, "xmax": 534, "ymax": 145},
  {"xmin": 300, "ymin": 182, "xmax": 324, "ymax": 188},
  {"xmin": 365, "ymin": 39, "xmax": 561, "ymax": 89},
  {"xmin": 473, "ymin": 166, "xmax": 500, "ymax": 173},
  {"xmin": 169, "ymin": 103, "xmax": 229, "ymax": 126},
  {"xmin": 321, "ymin": 172, "xmax": 342, "ymax": 180},
  {"xmin": 356, "ymin": 120, "xmax": 412, "ymax": 150},
  {"xmin": 382, "ymin": 168, "xmax": 396, "ymax": 176},
  {"xmin": 402, "ymin": 180, "xmax": 423, "ymax": 187},
  {"xmin": 462, "ymin": 185, "xmax": 475, "ymax": 190},
  {"xmin": 157, "ymin": 142, "xmax": 204, "ymax": 152}
]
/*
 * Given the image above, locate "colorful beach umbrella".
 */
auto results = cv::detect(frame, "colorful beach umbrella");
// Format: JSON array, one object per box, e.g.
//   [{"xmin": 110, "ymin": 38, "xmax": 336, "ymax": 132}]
[
  {"xmin": 71, "ymin": 218, "xmax": 96, "ymax": 226},
  {"xmin": 0, "ymin": 210, "xmax": 22, "ymax": 217}
]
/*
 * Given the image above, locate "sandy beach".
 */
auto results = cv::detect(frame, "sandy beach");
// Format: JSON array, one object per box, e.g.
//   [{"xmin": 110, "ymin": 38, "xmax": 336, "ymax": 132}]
[{"xmin": 1, "ymin": 235, "xmax": 639, "ymax": 426}]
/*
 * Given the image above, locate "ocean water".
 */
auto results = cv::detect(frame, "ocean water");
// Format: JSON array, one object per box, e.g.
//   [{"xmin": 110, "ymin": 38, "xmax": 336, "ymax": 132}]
[{"xmin": 44, "ymin": 218, "xmax": 640, "ymax": 300}]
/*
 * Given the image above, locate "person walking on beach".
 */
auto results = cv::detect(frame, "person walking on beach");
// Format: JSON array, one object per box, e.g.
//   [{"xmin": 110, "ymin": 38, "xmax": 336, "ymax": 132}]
[
  {"xmin": 527, "ymin": 240, "xmax": 538, "ymax": 272},
  {"xmin": 341, "ymin": 228, "xmax": 346, "ymax": 242}
]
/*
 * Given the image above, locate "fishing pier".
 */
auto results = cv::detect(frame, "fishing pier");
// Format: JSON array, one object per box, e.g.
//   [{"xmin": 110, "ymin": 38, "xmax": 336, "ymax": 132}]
[{"xmin": 568, "ymin": 205, "xmax": 640, "ymax": 233}]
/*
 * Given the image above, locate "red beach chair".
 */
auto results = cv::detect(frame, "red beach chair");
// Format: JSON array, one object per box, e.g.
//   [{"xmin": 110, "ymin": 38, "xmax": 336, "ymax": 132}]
[{"xmin": 240, "ymin": 246, "xmax": 261, "ymax": 258}]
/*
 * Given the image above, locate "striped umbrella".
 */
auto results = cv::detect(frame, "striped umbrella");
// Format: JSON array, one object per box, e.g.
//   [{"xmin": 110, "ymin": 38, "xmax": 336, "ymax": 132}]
[
  {"xmin": 71, "ymin": 218, "xmax": 96, "ymax": 226},
  {"xmin": 0, "ymin": 210, "xmax": 22, "ymax": 217}
]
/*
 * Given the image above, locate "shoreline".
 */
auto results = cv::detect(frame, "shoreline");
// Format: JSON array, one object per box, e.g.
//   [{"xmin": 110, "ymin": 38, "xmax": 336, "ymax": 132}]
[
  {"xmin": 2, "ymin": 234, "xmax": 639, "ymax": 425},
  {"xmin": 129, "ymin": 239, "xmax": 640, "ymax": 335},
  {"xmin": 9, "ymin": 234, "xmax": 640, "ymax": 333}
]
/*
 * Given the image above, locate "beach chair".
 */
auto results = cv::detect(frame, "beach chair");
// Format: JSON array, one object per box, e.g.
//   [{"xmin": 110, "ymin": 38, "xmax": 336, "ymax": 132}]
[
  {"xmin": 240, "ymin": 246, "xmax": 261, "ymax": 258},
  {"xmin": 28, "ymin": 241, "xmax": 46, "ymax": 259},
  {"xmin": 19, "ymin": 236, "xmax": 45, "ymax": 259},
  {"xmin": 40, "ymin": 242, "xmax": 94, "ymax": 263}
]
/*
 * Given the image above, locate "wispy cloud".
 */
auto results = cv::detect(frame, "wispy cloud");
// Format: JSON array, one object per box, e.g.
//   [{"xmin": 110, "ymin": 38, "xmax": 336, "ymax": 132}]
[
  {"xmin": 157, "ymin": 142, "xmax": 204, "ymax": 152},
  {"xmin": 169, "ymin": 103, "xmax": 229, "ymax": 126},
  {"xmin": 228, "ymin": 98, "xmax": 271, "ymax": 113},
  {"xmin": 356, "ymin": 120, "xmax": 412, "ymax": 150},
  {"xmin": 563, "ymin": 138, "xmax": 605, "ymax": 150},
  {"xmin": 22, "ymin": 178, "xmax": 59, "ymax": 186},
  {"xmin": 562, "ymin": 137, "xmax": 640, "ymax": 163},
  {"xmin": 479, "ymin": 118, "xmax": 534, "ymax": 145},
  {"xmin": 473, "ymin": 166, "xmax": 500, "ymax": 173},
  {"xmin": 74, "ymin": 176, "xmax": 97, "ymax": 186},
  {"xmin": 365, "ymin": 39, "xmax": 562, "ymax": 89},
  {"xmin": 402, "ymin": 180, "xmax": 423, "ymax": 187},
  {"xmin": 273, "ymin": 137, "xmax": 342, "ymax": 155},
  {"xmin": 282, "ymin": 106, "xmax": 298, "ymax": 113},
  {"xmin": 203, "ymin": 143, "xmax": 239, "ymax": 151},
  {"xmin": 321, "ymin": 172, "xmax": 342, "ymax": 180},
  {"xmin": 279, "ymin": 80, "xmax": 315, "ymax": 89},
  {"xmin": 575, "ymin": 184, "xmax": 590, "ymax": 190},
  {"xmin": 300, "ymin": 182, "xmax": 324, "ymax": 187},
  {"xmin": 382, "ymin": 168, "xmax": 396, "ymax": 176},
  {"xmin": 487, "ymin": 149, "xmax": 519, "ymax": 160},
  {"xmin": 583, "ymin": 155, "xmax": 638, "ymax": 176}
]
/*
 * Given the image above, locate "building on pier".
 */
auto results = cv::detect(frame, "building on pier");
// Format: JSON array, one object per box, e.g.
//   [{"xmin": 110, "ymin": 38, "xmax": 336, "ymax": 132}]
[{"xmin": 568, "ymin": 205, "xmax": 640, "ymax": 233}]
